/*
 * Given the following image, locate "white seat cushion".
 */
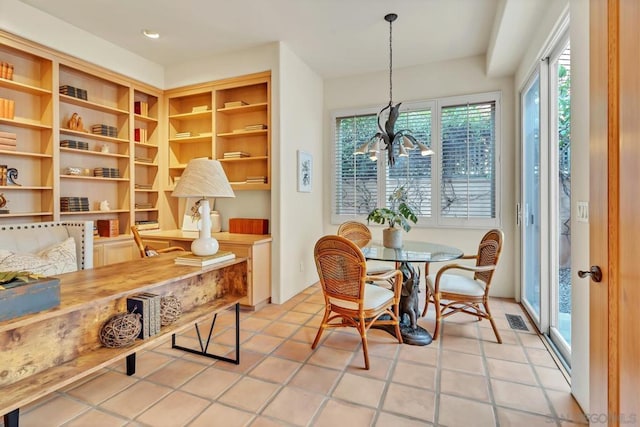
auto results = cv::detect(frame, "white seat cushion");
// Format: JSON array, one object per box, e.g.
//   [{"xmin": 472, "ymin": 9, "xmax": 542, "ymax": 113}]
[
  {"xmin": 365, "ymin": 260, "xmax": 395, "ymax": 275},
  {"xmin": 427, "ymin": 273, "xmax": 485, "ymax": 297},
  {"xmin": 329, "ymin": 283, "xmax": 394, "ymax": 310}
]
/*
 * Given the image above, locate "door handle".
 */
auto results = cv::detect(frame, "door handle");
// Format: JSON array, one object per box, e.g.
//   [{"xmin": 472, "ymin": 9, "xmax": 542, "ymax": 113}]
[{"xmin": 578, "ymin": 266, "xmax": 602, "ymax": 282}]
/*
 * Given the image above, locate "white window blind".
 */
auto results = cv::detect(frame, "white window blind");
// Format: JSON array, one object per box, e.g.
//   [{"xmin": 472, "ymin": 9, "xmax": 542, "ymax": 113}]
[{"xmin": 440, "ymin": 100, "xmax": 496, "ymax": 219}]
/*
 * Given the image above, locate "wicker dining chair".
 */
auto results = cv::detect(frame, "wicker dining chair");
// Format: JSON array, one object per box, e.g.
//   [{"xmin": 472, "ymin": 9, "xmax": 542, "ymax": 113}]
[
  {"xmin": 422, "ymin": 229, "xmax": 504, "ymax": 343},
  {"xmin": 312, "ymin": 235, "xmax": 404, "ymax": 370},
  {"xmin": 131, "ymin": 226, "xmax": 185, "ymax": 258},
  {"xmin": 337, "ymin": 220, "xmax": 394, "ymax": 275}
]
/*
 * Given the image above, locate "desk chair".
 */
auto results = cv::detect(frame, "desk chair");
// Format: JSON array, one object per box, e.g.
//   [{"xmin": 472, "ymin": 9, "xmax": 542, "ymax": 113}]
[
  {"xmin": 422, "ymin": 229, "xmax": 504, "ymax": 343},
  {"xmin": 312, "ymin": 235, "xmax": 403, "ymax": 370},
  {"xmin": 131, "ymin": 226, "xmax": 185, "ymax": 258},
  {"xmin": 337, "ymin": 220, "xmax": 394, "ymax": 275}
]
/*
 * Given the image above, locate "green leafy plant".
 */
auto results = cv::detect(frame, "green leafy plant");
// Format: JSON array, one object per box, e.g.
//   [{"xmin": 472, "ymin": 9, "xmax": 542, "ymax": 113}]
[{"xmin": 366, "ymin": 186, "xmax": 418, "ymax": 232}]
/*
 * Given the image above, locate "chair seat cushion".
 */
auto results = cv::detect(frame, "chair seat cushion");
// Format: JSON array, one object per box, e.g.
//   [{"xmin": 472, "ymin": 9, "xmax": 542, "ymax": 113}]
[
  {"xmin": 365, "ymin": 260, "xmax": 395, "ymax": 275},
  {"xmin": 329, "ymin": 284, "xmax": 394, "ymax": 310},
  {"xmin": 427, "ymin": 273, "xmax": 485, "ymax": 297}
]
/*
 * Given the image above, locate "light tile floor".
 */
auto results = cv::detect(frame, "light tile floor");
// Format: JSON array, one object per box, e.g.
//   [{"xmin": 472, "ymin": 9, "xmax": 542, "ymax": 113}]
[{"xmin": 13, "ymin": 285, "xmax": 587, "ymax": 426}]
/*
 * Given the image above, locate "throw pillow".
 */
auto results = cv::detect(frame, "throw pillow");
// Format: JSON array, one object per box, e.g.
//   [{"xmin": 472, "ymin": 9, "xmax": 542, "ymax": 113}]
[{"xmin": 0, "ymin": 237, "xmax": 78, "ymax": 276}]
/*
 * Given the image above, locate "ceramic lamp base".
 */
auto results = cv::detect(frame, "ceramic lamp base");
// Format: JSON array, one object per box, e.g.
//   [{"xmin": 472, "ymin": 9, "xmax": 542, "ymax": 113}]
[{"xmin": 190, "ymin": 237, "xmax": 219, "ymax": 256}]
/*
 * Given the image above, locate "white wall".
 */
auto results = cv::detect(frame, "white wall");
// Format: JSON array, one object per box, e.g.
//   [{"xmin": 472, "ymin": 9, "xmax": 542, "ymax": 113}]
[
  {"xmin": 275, "ymin": 43, "xmax": 324, "ymax": 303},
  {"xmin": 324, "ymin": 55, "xmax": 516, "ymax": 297},
  {"xmin": 0, "ymin": 0, "xmax": 164, "ymax": 88}
]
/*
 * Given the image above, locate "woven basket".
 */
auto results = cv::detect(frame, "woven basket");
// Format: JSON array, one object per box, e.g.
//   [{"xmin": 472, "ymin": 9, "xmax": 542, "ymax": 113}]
[
  {"xmin": 160, "ymin": 295, "xmax": 182, "ymax": 326},
  {"xmin": 100, "ymin": 312, "xmax": 141, "ymax": 348}
]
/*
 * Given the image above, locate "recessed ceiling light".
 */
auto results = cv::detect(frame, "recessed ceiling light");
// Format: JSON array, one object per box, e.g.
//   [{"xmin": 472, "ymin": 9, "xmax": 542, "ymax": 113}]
[{"xmin": 142, "ymin": 29, "xmax": 160, "ymax": 39}]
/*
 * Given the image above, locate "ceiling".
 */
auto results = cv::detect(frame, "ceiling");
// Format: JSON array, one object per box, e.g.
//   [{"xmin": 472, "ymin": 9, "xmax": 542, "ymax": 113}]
[{"xmin": 17, "ymin": 0, "xmax": 550, "ymax": 79}]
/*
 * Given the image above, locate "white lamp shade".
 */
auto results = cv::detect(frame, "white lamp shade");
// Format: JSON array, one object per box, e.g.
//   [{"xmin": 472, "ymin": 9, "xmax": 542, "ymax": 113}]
[{"xmin": 171, "ymin": 158, "xmax": 235, "ymax": 198}]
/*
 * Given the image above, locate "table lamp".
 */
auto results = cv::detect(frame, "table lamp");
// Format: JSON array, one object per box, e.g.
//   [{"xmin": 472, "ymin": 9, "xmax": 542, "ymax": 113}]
[{"xmin": 171, "ymin": 158, "xmax": 235, "ymax": 256}]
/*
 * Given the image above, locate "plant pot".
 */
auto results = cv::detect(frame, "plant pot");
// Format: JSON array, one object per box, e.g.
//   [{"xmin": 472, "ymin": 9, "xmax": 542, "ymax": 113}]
[{"xmin": 383, "ymin": 227, "xmax": 403, "ymax": 249}]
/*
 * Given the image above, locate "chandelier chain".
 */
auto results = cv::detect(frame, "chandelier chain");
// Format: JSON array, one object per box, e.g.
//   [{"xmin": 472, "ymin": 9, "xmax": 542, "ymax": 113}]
[{"xmin": 389, "ymin": 17, "xmax": 393, "ymax": 105}]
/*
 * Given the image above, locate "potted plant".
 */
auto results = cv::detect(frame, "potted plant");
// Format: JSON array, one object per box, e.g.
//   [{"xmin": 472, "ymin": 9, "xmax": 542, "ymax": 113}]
[{"xmin": 367, "ymin": 186, "xmax": 418, "ymax": 248}]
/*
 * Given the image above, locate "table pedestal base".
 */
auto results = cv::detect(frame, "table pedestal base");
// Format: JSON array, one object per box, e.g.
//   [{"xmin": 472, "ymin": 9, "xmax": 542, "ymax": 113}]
[{"xmin": 372, "ymin": 321, "xmax": 433, "ymax": 346}]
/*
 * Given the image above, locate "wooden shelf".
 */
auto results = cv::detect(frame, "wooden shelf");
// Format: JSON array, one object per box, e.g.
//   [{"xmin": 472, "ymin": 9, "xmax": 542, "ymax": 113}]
[
  {"xmin": 217, "ymin": 129, "xmax": 268, "ymax": 138},
  {"xmin": 60, "ymin": 175, "xmax": 129, "ymax": 182},
  {"xmin": 60, "ymin": 147, "xmax": 128, "ymax": 158},
  {"xmin": 134, "ymin": 142, "xmax": 158, "ymax": 149},
  {"xmin": 0, "ymin": 150, "xmax": 52, "ymax": 158},
  {"xmin": 169, "ymin": 135, "xmax": 212, "ymax": 144},
  {"xmin": 219, "ymin": 156, "xmax": 268, "ymax": 163},
  {"xmin": 0, "ymin": 211, "xmax": 53, "ymax": 218},
  {"xmin": 0, "ymin": 117, "xmax": 51, "ymax": 130},
  {"xmin": 0, "ymin": 77, "xmax": 51, "ymax": 95},
  {"xmin": 231, "ymin": 183, "xmax": 271, "ymax": 191},
  {"xmin": 134, "ymin": 208, "xmax": 158, "ymax": 212},
  {"xmin": 0, "ymin": 185, "xmax": 52, "ymax": 190},
  {"xmin": 60, "ymin": 209, "xmax": 129, "ymax": 215},
  {"xmin": 59, "ymin": 93, "xmax": 128, "ymax": 115},
  {"xmin": 60, "ymin": 128, "xmax": 129, "ymax": 144},
  {"xmin": 168, "ymin": 110, "xmax": 212, "ymax": 121},
  {"xmin": 217, "ymin": 102, "xmax": 268, "ymax": 114},
  {"xmin": 134, "ymin": 113, "xmax": 157, "ymax": 123}
]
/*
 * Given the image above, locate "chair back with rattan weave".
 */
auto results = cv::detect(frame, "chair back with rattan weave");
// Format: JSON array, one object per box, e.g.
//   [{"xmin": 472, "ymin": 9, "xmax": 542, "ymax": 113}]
[
  {"xmin": 130, "ymin": 225, "xmax": 147, "ymax": 258},
  {"xmin": 337, "ymin": 221, "xmax": 372, "ymax": 248},
  {"xmin": 474, "ymin": 229, "xmax": 504, "ymax": 286},
  {"xmin": 314, "ymin": 235, "xmax": 367, "ymax": 304}
]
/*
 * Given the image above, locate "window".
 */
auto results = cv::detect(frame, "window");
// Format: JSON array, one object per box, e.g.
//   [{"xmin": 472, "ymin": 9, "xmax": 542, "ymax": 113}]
[{"xmin": 332, "ymin": 92, "xmax": 500, "ymax": 228}]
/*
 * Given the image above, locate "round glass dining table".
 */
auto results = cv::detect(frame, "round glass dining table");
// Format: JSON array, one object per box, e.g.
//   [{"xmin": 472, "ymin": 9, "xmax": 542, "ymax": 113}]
[{"xmin": 361, "ymin": 240, "xmax": 463, "ymax": 345}]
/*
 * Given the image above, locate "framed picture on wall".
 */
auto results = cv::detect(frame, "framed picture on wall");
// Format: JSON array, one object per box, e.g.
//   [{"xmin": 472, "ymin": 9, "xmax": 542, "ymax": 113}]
[{"xmin": 297, "ymin": 150, "xmax": 312, "ymax": 192}]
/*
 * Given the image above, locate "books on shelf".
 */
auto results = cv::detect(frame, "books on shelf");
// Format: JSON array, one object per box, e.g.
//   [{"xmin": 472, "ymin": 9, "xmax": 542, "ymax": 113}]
[
  {"xmin": 191, "ymin": 105, "xmax": 209, "ymax": 113},
  {"xmin": 135, "ymin": 202, "xmax": 153, "ymax": 209},
  {"xmin": 224, "ymin": 101, "xmax": 248, "ymax": 108},
  {"xmin": 134, "ymin": 156, "xmax": 153, "ymax": 163},
  {"xmin": 60, "ymin": 139, "xmax": 88, "ymax": 150},
  {"xmin": 134, "ymin": 128, "xmax": 148, "ymax": 143},
  {"xmin": 134, "ymin": 101, "xmax": 149, "ymax": 116},
  {"xmin": 223, "ymin": 151, "xmax": 250, "ymax": 159},
  {"xmin": 93, "ymin": 167, "xmax": 120, "ymax": 178},
  {"xmin": 59, "ymin": 85, "xmax": 88, "ymax": 101},
  {"xmin": 174, "ymin": 131, "xmax": 194, "ymax": 138},
  {"xmin": 60, "ymin": 196, "xmax": 89, "ymax": 212},
  {"xmin": 0, "ymin": 165, "xmax": 7, "ymax": 186},
  {"xmin": 174, "ymin": 251, "xmax": 236, "ymax": 267},
  {"xmin": 246, "ymin": 176, "xmax": 267, "ymax": 184},
  {"xmin": 244, "ymin": 124, "xmax": 267, "ymax": 131},
  {"xmin": 0, "ymin": 132, "xmax": 16, "ymax": 151},
  {"xmin": 135, "ymin": 183, "xmax": 153, "ymax": 189},
  {"xmin": 91, "ymin": 124, "xmax": 118, "ymax": 138},
  {"xmin": 135, "ymin": 220, "xmax": 159, "ymax": 231},
  {"xmin": 127, "ymin": 293, "xmax": 160, "ymax": 339},
  {"xmin": 0, "ymin": 98, "xmax": 15, "ymax": 119}
]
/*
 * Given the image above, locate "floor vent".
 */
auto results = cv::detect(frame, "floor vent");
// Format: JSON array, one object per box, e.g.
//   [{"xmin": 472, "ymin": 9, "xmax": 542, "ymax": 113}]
[{"xmin": 505, "ymin": 314, "xmax": 529, "ymax": 331}]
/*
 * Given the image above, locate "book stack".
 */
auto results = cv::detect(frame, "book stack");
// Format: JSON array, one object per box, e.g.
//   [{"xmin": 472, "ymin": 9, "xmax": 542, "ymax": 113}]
[
  {"xmin": 0, "ymin": 131, "xmax": 17, "ymax": 151},
  {"xmin": 127, "ymin": 293, "xmax": 161, "ymax": 339},
  {"xmin": 134, "ymin": 155, "xmax": 153, "ymax": 163},
  {"xmin": 135, "ymin": 183, "xmax": 153, "ymax": 190},
  {"xmin": 60, "ymin": 196, "xmax": 89, "ymax": 212},
  {"xmin": 134, "ymin": 101, "xmax": 149, "ymax": 116},
  {"xmin": 93, "ymin": 167, "xmax": 120, "ymax": 178},
  {"xmin": 244, "ymin": 124, "xmax": 268, "ymax": 131},
  {"xmin": 135, "ymin": 202, "xmax": 153, "ymax": 209},
  {"xmin": 134, "ymin": 128, "xmax": 148, "ymax": 143},
  {"xmin": 59, "ymin": 85, "xmax": 88, "ymax": 100},
  {"xmin": 0, "ymin": 62, "xmax": 14, "ymax": 80},
  {"xmin": 135, "ymin": 220, "xmax": 159, "ymax": 231},
  {"xmin": 246, "ymin": 176, "xmax": 267, "ymax": 184},
  {"xmin": 60, "ymin": 139, "xmax": 88, "ymax": 150},
  {"xmin": 174, "ymin": 131, "xmax": 193, "ymax": 138},
  {"xmin": 224, "ymin": 100, "xmax": 248, "ymax": 108},
  {"xmin": 174, "ymin": 251, "xmax": 236, "ymax": 267},
  {"xmin": 223, "ymin": 151, "xmax": 250, "ymax": 159},
  {"xmin": 191, "ymin": 105, "xmax": 209, "ymax": 113},
  {"xmin": 0, "ymin": 98, "xmax": 15, "ymax": 119},
  {"xmin": 91, "ymin": 124, "xmax": 118, "ymax": 138}
]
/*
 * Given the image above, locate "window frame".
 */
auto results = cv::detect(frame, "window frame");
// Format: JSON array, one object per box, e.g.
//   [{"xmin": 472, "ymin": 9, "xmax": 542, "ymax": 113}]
[{"xmin": 331, "ymin": 91, "xmax": 502, "ymax": 229}]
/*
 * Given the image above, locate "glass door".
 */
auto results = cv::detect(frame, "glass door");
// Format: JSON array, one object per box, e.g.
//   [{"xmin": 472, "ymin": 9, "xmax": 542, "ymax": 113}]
[{"xmin": 521, "ymin": 71, "xmax": 545, "ymax": 328}]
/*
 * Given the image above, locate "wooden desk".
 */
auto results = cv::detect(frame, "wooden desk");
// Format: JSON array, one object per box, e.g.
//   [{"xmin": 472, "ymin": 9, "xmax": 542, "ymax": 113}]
[
  {"xmin": 0, "ymin": 254, "xmax": 247, "ymax": 426},
  {"xmin": 141, "ymin": 230, "xmax": 272, "ymax": 309}
]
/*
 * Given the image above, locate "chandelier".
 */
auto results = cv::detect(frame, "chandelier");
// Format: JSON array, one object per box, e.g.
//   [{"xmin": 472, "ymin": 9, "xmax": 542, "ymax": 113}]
[{"xmin": 355, "ymin": 13, "xmax": 433, "ymax": 166}]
